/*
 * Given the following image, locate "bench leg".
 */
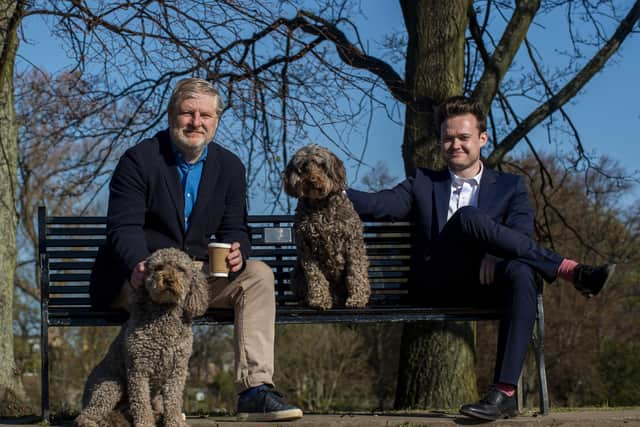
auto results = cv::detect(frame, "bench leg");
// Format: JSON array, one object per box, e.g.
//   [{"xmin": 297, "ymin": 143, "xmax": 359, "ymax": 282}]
[
  {"xmin": 40, "ymin": 319, "xmax": 49, "ymax": 422},
  {"xmin": 516, "ymin": 371, "xmax": 524, "ymax": 412},
  {"xmin": 533, "ymin": 291, "xmax": 550, "ymax": 415}
]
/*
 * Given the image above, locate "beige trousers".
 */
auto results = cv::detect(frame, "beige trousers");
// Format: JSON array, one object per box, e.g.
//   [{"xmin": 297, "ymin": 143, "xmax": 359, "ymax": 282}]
[{"xmin": 112, "ymin": 259, "xmax": 276, "ymax": 393}]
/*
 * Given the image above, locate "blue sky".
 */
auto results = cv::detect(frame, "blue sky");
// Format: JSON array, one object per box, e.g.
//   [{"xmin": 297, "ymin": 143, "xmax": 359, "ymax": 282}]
[
  {"xmin": 347, "ymin": 2, "xmax": 640, "ymax": 204},
  {"xmin": 17, "ymin": 1, "xmax": 640, "ymax": 210}
]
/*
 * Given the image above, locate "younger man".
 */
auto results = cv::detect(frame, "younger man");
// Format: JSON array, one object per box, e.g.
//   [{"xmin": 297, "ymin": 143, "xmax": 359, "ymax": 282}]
[{"xmin": 347, "ymin": 96, "xmax": 614, "ymax": 421}]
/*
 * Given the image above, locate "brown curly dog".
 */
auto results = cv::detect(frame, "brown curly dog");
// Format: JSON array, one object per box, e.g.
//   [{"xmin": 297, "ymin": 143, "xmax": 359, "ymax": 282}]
[
  {"xmin": 76, "ymin": 248, "xmax": 209, "ymax": 427},
  {"xmin": 284, "ymin": 144, "xmax": 370, "ymax": 310}
]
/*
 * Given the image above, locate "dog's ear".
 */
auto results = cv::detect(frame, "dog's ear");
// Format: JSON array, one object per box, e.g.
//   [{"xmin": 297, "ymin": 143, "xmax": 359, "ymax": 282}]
[
  {"xmin": 283, "ymin": 159, "xmax": 301, "ymax": 198},
  {"xmin": 183, "ymin": 270, "xmax": 209, "ymax": 321},
  {"xmin": 327, "ymin": 150, "xmax": 347, "ymax": 192}
]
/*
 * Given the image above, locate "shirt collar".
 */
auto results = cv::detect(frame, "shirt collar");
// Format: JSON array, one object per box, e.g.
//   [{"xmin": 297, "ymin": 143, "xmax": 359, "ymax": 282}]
[
  {"xmin": 449, "ymin": 162, "xmax": 483, "ymax": 186},
  {"xmin": 171, "ymin": 144, "xmax": 208, "ymax": 167}
]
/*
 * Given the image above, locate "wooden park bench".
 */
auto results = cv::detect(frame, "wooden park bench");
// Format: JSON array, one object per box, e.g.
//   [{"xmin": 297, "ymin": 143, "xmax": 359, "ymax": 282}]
[{"xmin": 37, "ymin": 205, "xmax": 550, "ymax": 421}]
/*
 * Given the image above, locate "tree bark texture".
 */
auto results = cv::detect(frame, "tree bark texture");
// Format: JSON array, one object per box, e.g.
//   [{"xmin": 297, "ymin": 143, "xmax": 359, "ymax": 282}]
[
  {"xmin": 400, "ymin": 0, "xmax": 470, "ymax": 175},
  {"xmin": 395, "ymin": 321, "xmax": 477, "ymax": 409},
  {"xmin": 0, "ymin": 0, "xmax": 30, "ymax": 416},
  {"xmin": 395, "ymin": 0, "xmax": 478, "ymax": 409}
]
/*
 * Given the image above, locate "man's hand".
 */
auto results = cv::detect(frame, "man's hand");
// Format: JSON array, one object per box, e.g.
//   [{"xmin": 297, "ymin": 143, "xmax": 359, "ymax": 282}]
[
  {"xmin": 227, "ymin": 242, "xmax": 244, "ymax": 273},
  {"xmin": 479, "ymin": 255, "xmax": 499, "ymax": 285},
  {"xmin": 130, "ymin": 261, "xmax": 146, "ymax": 288}
]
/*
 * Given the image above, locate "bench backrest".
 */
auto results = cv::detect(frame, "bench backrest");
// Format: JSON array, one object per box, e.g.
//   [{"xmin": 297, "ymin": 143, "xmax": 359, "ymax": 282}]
[{"xmin": 38, "ymin": 207, "xmax": 413, "ymax": 322}]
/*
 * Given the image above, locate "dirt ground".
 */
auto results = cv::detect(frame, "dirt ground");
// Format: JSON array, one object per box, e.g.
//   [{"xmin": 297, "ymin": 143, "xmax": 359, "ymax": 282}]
[{"xmin": 2, "ymin": 409, "xmax": 640, "ymax": 426}]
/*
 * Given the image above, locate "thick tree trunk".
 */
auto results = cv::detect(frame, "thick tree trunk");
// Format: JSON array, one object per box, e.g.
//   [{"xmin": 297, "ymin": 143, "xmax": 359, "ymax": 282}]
[
  {"xmin": 0, "ymin": 0, "xmax": 30, "ymax": 416},
  {"xmin": 395, "ymin": 322, "xmax": 477, "ymax": 409},
  {"xmin": 400, "ymin": 0, "xmax": 470, "ymax": 175},
  {"xmin": 394, "ymin": 0, "xmax": 478, "ymax": 409}
]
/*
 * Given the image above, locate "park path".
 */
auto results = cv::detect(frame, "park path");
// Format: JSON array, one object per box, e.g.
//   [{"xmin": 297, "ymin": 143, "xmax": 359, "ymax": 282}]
[{"xmin": 3, "ymin": 409, "xmax": 640, "ymax": 426}]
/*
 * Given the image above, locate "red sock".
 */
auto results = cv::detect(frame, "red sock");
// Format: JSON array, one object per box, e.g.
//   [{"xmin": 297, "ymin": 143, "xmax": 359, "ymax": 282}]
[
  {"xmin": 495, "ymin": 383, "xmax": 515, "ymax": 397},
  {"xmin": 557, "ymin": 258, "xmax": 578, "ymax": 282}
]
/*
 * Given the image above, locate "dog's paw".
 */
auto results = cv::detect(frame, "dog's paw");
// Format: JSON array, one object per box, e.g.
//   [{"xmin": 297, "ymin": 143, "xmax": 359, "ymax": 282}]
[
  {"xmin": 163, "ymin": 418, "xmax": 188, "ymax": 427},
  {"xmin": 345, "ymin": 296, "xmax": 368, "ymax": 309},
  {"xmin": 75, "ymin": 414, "xmax": 99, "ymax": 427},
  {"xmin": 307, "ymin": 299, "xmax": 332, "ymax": 310}
]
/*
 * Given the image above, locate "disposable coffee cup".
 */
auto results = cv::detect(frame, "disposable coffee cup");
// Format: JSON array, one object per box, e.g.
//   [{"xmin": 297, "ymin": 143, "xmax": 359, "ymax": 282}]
[{"xmin": 208, "ymin": 242, "xmax": 232, "ymax": 277}]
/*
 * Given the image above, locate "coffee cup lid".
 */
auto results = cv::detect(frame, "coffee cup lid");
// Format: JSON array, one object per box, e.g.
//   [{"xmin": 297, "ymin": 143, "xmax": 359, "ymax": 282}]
[{"xmin": 208, "ymin": 242, "xmax": 232, "ymax": 248}]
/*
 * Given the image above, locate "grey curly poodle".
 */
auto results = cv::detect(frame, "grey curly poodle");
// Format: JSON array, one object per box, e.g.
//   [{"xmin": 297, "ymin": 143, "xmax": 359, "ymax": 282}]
[
  {"xmin": 284, "ymin": 144, "xmax": 370, "ymax": 310},
  {"xmin": 76, "ymin": 248, "xmax": 209, "ymax": 427}
]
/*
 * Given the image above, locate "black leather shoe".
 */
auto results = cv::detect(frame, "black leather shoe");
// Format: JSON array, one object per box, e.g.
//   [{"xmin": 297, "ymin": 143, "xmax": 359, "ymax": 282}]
[
  {"xmin": 573, "ymin": 263, "xmax": 616, "ymax": 298},
  {"xmin": 459, "ymin": 387, "xmax": 517, "ymax": 421}
]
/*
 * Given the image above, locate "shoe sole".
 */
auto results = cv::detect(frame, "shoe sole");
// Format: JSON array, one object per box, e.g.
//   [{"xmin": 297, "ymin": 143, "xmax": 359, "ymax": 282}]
[
  {"xmin": 588, "ymin": 263, "xmax": 616, "ymax": 298},
  {"xmin": 459, "ymin": 407, "xmax": 518, "ymax": 421},
  {"xmin": 237, "ymin": 408, "xmax": 303, "ymax": 422},
  {"xmin": 599, "ymin": 264, "xmax": 616, "ymax": 295}
]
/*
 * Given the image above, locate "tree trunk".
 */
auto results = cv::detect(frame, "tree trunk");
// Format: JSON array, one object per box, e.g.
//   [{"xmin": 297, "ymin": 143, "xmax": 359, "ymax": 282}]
[
  {"xmin": 394, "ymin": 0, "xmax": 478, "ymax": 409},
  {"xmin": 0, "ymin": 0, "xmax": 31, "ymax": 416}
]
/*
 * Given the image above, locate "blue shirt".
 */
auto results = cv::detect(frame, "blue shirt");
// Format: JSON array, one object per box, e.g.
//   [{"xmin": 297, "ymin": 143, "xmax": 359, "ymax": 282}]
[{"xmin": 172, "ymin": 144, "xmax": 208, "ymax": 231}]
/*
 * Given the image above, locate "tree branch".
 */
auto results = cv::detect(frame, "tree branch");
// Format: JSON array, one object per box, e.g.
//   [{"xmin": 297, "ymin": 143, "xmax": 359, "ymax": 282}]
[
  {"xmin": 467, "ymin": 5, "xmax": 492, "ymax": 69},
  {"xmin": 471, "ymin": 0, "xmax": 541, "ymax": 110},
  {"xmin": 0, "ymin": 1, "xmax": 25, "ymax": 92},
  {"xmin": 15, "ymin": 276, "xmax": 39, "ymax": 301},
  {"xmin": 488, "ymin": 0, "xmax": 640, "ymax": 165},
  {"xmin": 292, "ymin": 10, "xmax": 409, "ymax": 104}
]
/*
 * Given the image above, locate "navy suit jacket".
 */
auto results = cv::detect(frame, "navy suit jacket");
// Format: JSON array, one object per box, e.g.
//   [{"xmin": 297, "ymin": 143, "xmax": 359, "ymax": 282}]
[
  {"xmin": 347, "ymin": 167, "xmax": 534, "ymax": 287},
  {"xmin": 90, "ymin": 129, "xmax": 250, "ymax": 308}
]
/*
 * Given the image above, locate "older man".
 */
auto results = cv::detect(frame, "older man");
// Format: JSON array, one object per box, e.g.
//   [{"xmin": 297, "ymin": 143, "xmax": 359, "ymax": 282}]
[{"xmin": 90, "ymin": 78, "xmax": 302, "ymax": 422}]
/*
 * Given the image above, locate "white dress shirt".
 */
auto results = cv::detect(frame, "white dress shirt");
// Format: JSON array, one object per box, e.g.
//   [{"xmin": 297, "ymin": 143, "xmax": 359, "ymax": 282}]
[{"xmin": 447, "ymin": 164, "xmax": 484, "ymax": 221}]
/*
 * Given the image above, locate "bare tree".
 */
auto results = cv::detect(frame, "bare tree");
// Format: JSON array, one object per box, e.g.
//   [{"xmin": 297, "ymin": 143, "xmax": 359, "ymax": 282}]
[
  {"xmin": 0, "ymin": 0, "xmax": 29, "ymax": 415},
  {"xmin": 2, "ymin": 0, "xmax": 639, "ymax": 413},
  {"xmin": 359, "ymin": 161, "xmax": 400, "ymax": 192},
  {"xmin": 274, "ymin": 324, "xmax": 374, "ymax": 411},
  {"xmin": 15, "ymin": 69, "xmax": 143, "ymax": 300}
]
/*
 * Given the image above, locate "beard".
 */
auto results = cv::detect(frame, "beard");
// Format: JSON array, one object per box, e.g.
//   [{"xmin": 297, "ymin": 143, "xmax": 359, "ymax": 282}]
[{"xmin": 170, "ymin": 126, "xmax": 210, "ymax": 159}]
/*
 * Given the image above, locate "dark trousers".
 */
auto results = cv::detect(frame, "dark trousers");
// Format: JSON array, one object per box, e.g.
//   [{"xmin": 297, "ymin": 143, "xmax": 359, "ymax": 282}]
[{"xmin": 418, "ymin": 206, "xmax": 563, "ymax": 385}]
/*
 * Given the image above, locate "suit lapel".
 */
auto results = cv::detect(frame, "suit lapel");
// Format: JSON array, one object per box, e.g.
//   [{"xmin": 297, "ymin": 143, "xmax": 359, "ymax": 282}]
[
  {"xmin": 477, "ymin": 166, "xmax": 497, "ymax": 212},
  {"xmin": 432, "ymin": 169, "xmax": 451, "ymax": 232},
  {"xmin": 159, "ymin": 133, "xmax": 186, "ymax": 231},
  {"xmin": 187, "ymin": 143, "xmax": 221, "ymax": 235}
]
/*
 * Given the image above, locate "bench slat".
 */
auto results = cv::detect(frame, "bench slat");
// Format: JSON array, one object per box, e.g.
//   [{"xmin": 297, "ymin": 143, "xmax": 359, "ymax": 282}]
[
  {"xmin": 49, "ymin": 298, "xmax": 92, "ymax": 306},
  {"xmin": 363, "ymin": 224, "xmax": 411, "ymax": 232},
  {"xmin": 45, "ymin": 282, "xmax": 409, "ymax": 296},
  {"xmin": 46, "ymin": 227, "xmax": 106, "ymax": 236},
  {"xmin": 251, "ymin": 248, "xmax": 297, "ymax": 257},
  {"xmin": 46, "ymin": 274, "xmax": 408, "ymax": 288},
  {"xmin": 46, "ymin": 257, "xmax": 411, "ymax": 269},
  {"xmin": 47, "ymin": 292, "xmax": 409, "ymax": 307},
  {"xmin": 45, "ymin": 250, "xmax": 99, "ymax": 258},
  {"xmin": 44, "ymin": 239, "xmax": 105, "ymax": 248},
  {"xmin": 46, "ymin": 305, "xmax": 503, "ymax": 328},
  {"xmin": 49, "ymin": 285, "xmax": 89, "ymax": 294},
  {"xmin": 249, "ymin": 236, "xmax": 413, "ymax": 246},
  {"xmin": 47, "ymin": 217, "xmax": 107, "ymax": 225},
  {"xmin": 50, "ymin": 274, "xmax": 91, "ymax": 282},
  {"xmin": 49, "ymin": 262, "xmax": 95, "ymax": 270},
  {"xmin": 247, "ymin": 215, "xmax": 295, "ymax": 223}
]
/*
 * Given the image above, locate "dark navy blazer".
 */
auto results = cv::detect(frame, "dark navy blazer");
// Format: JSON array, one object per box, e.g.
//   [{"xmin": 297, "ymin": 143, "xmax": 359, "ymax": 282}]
[
  {"xmin": 347, "ymin": 167, "xmax": 535, "ymax": 287},
  {"xmin": 90, "ymin": 129, "xmax": 250, "ymax": 308}
]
